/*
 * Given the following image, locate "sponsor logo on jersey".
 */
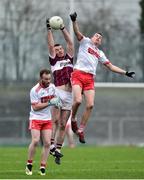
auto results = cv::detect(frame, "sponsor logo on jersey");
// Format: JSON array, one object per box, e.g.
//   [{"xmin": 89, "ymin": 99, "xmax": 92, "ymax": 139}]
[
  {"xmin": 41, "ymin": 95, "xmax": 55, "ymax": 103},
  {"xmin": 60, "ymin": 59, "xmax": 71, "ymax": 67},
  {"xmin": 88, "ymin": 47, "xmax": 100, "ymax": 58}
]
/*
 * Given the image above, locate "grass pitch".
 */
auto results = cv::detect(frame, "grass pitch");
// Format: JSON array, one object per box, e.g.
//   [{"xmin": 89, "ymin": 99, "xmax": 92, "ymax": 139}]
[{"xmin": 0, "ymin": 146, "xmax": 144, "ymax": 179}]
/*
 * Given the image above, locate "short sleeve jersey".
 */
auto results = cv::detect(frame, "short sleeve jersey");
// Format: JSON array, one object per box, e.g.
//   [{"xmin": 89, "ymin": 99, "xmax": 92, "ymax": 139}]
[
  {"xmin": 49, "ymin": 54, "xmax": 73, "ymax": 86},
  {"xmin": 29, "ymin": 83, "xmax": 58, "ymax": 121},
  {"xmin": 74, "ymin": 37, "xmax": 110, "ymax": 75}
]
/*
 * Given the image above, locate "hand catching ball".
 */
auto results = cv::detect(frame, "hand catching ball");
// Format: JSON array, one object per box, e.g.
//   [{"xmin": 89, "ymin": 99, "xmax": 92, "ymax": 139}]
[{"xmin": 49, "ymin": 16, "xmax": 64, "ymax": 30}]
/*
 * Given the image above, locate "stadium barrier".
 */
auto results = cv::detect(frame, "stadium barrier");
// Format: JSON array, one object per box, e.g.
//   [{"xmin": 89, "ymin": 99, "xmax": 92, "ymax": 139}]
[{"xmin": 0, "ymin": 83, "xmax": 144, "ymax": 146}]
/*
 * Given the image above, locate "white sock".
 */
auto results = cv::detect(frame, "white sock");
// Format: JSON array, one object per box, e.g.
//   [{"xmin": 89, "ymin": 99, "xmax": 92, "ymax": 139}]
[
  {"xmin": 50, "ymin": 144, "xmax": 55, "ymax": 150},
  {"xmin": 56, "ymin": 148, "xmax": 61, "ymax": 153}
]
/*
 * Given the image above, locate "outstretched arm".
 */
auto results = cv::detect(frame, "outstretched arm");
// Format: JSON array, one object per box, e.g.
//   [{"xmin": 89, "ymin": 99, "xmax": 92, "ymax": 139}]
[
  {"xmin": 105, "ymin": 63, "xmax": 135, "ymax": 78},
  {"xmin": 105, "ymin": 63, "xmax": 126, "ymax": 74},
  {"xmin": 46, "ymin": 19, "xmax": 56, "ymax": 57},
  {"xmin": 60, "ymin": 25, "xmax": 74, "ymax": 57},
  {"xmin": 70, "ymin": 12, "xmax": 83, "ymax": 41}
]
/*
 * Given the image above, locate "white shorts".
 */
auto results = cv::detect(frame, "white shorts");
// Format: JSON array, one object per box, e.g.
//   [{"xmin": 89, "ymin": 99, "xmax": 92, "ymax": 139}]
[{"xmin": 56, "ymin": 88, "xmax": 72, "ymax": 110}]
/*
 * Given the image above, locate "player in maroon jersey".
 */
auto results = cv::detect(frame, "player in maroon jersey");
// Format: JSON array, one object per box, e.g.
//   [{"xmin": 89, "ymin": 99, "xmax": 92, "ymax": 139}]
[{"xmin": 46, "ymin": 18, "xmax": 74, "ymax": 164}]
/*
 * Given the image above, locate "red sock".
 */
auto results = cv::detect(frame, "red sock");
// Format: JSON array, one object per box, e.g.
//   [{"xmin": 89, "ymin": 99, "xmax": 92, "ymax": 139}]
[
  {"xmin": 27, "ymin": 160, "xmax": 33, "ymax": 164},
  {"xmin": 40, "ymin": 163, "xmax": 46, "ymax": 168}
]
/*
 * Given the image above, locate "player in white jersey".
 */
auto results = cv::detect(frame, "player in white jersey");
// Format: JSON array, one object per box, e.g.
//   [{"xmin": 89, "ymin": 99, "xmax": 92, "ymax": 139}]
[
  {"xmin": 70, "ymin": 12, "xmax": 135, "ymax": 143},
  {"xmin": 46, "ymin": 19, "xmax": 74, "ymax": 164},
  {"xmin": 25, "ymin": 69, "xmax": 61, "ymax": 176}
]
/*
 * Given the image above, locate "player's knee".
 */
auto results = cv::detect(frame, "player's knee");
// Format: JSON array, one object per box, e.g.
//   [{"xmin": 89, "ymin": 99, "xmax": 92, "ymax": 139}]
[
  {"xmin": 60, "ymin": 123, "xmax": 66, "ymax": 131},
  {"xmin": 86, "ymin": 103, "xmax": 94, "ymax": 110},
  {"xmin": 43, "ymin": 141, "xmax": 51, "ymax": 148},
  {"xmin": 53, "ymin": 118, "xmax": 59, "ymax": 124},
  {"xmin": 74, "ymin": 98, "xmax": 82, "ymax": 106},
  {"xmin": 32, "ymin": 138, "xmax": 39, "ymax": 146}
]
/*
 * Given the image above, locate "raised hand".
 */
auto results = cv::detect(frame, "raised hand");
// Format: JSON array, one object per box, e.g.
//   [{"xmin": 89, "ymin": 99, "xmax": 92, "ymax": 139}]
[
  {"xmin": 46, "ymin": 19, "xmax": 51, "ymax": 30},
  {"xmin": 70, "ymin": 12, "xmax": 77, "ymax": 22}
]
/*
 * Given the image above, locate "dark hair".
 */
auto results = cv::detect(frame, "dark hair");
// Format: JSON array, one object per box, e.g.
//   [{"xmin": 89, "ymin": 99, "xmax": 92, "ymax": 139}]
[
  {"xmin": 39, "ymin": 69, "xmax": 51, "ymax": 78},
  {"xmin": 54, "ymin": 43, "xmax": 61, "ymax": 47},
  {"xmin": 97, "ymin": 32, "xmax": 103, "ymax": 36}
]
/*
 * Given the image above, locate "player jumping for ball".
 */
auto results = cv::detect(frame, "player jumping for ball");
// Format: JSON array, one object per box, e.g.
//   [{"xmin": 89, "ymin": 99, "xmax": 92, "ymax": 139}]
[
  {"xmin": 69, "ymin": 12, "xmax": 135, "ymax": 144},
  {"xmin": 46, "ymin": 18, "xmax": 74, "ymax": 164}
]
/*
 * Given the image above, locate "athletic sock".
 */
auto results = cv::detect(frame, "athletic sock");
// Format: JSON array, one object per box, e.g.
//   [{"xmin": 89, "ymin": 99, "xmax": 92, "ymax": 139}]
[
  {"xmin": 56, "ymin": 143, "xmax": 62, "ymax": 152},
  {"xmin": 51, "ymin": 138, "xmax": 55, "ymax": 145},
  {"xmin": 78, "ymin": 123, "xmax": 85, "ymax": 133},
  {"xmin": 50, "ymin": 144, "xmax": 56, "ymax": 150},
  {"xmin": 27, "ymin": 160, "xmax": 33, "ymax": 164},
  {"xmin": 40, "ymin": 163, "xmax": 46, "ymax": 168}
]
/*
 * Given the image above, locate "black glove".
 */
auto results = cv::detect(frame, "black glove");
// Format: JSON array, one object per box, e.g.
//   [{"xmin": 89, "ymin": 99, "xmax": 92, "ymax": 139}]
[
  {"xmin": 125, "ymin": 71, "xmax": 135, "ymax": 78},
  {"xmin": 70, "ymin": 12, "xmax": 77, "ymax": 22},
  {"xmin": 46, "ymin": 19, "xmax": 51, "ymax": 30}
]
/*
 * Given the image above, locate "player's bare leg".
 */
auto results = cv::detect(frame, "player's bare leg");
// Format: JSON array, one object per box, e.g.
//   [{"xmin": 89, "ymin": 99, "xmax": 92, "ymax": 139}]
[
  {"xmin": 78, "ymin": 90, "xmax": 95, "ymax": 143},
  {"xmin": 71, "ymin": 85, "xmax": 82, "ymax": 133},
  {"xmin": 39, "ymin": 129, "xmax": 52, "ymax": 175},
  {"xmin": 26, "ymin": 130, "xmax": 40, "ymax": 175},
  {"xmin": 55, "ymin": 110, "xmax": 71, "ymax": 164},
  {"xmin": 50, "ymin": 107, "xmax": 60, "ymax": 155},
  {"xmin": 65, "ymin": 123, "xmax": 75, "ymax": 148},
  {"xmin": 57, "ymin": 110, "xmax": 71, "ymax": 143}
]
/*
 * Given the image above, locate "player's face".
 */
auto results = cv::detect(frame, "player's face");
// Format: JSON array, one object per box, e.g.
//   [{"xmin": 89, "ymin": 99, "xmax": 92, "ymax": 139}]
[
  {"xmin": 91, "ymin": 33, "xmax": 102, "ymax": 46},
  {"xmin": 54, "ymin": 45, "xmax": 65, "ymax": 57},
  {"xmin": 41, "ymin": 73, "xmax": 51, "ymax": 88}
]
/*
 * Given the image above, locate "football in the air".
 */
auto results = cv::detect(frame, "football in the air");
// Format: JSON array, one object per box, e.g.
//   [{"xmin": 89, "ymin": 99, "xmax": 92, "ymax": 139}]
[{"xmin": 49, "ymin": 16, "xmax": 63, "ymax": 30}]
